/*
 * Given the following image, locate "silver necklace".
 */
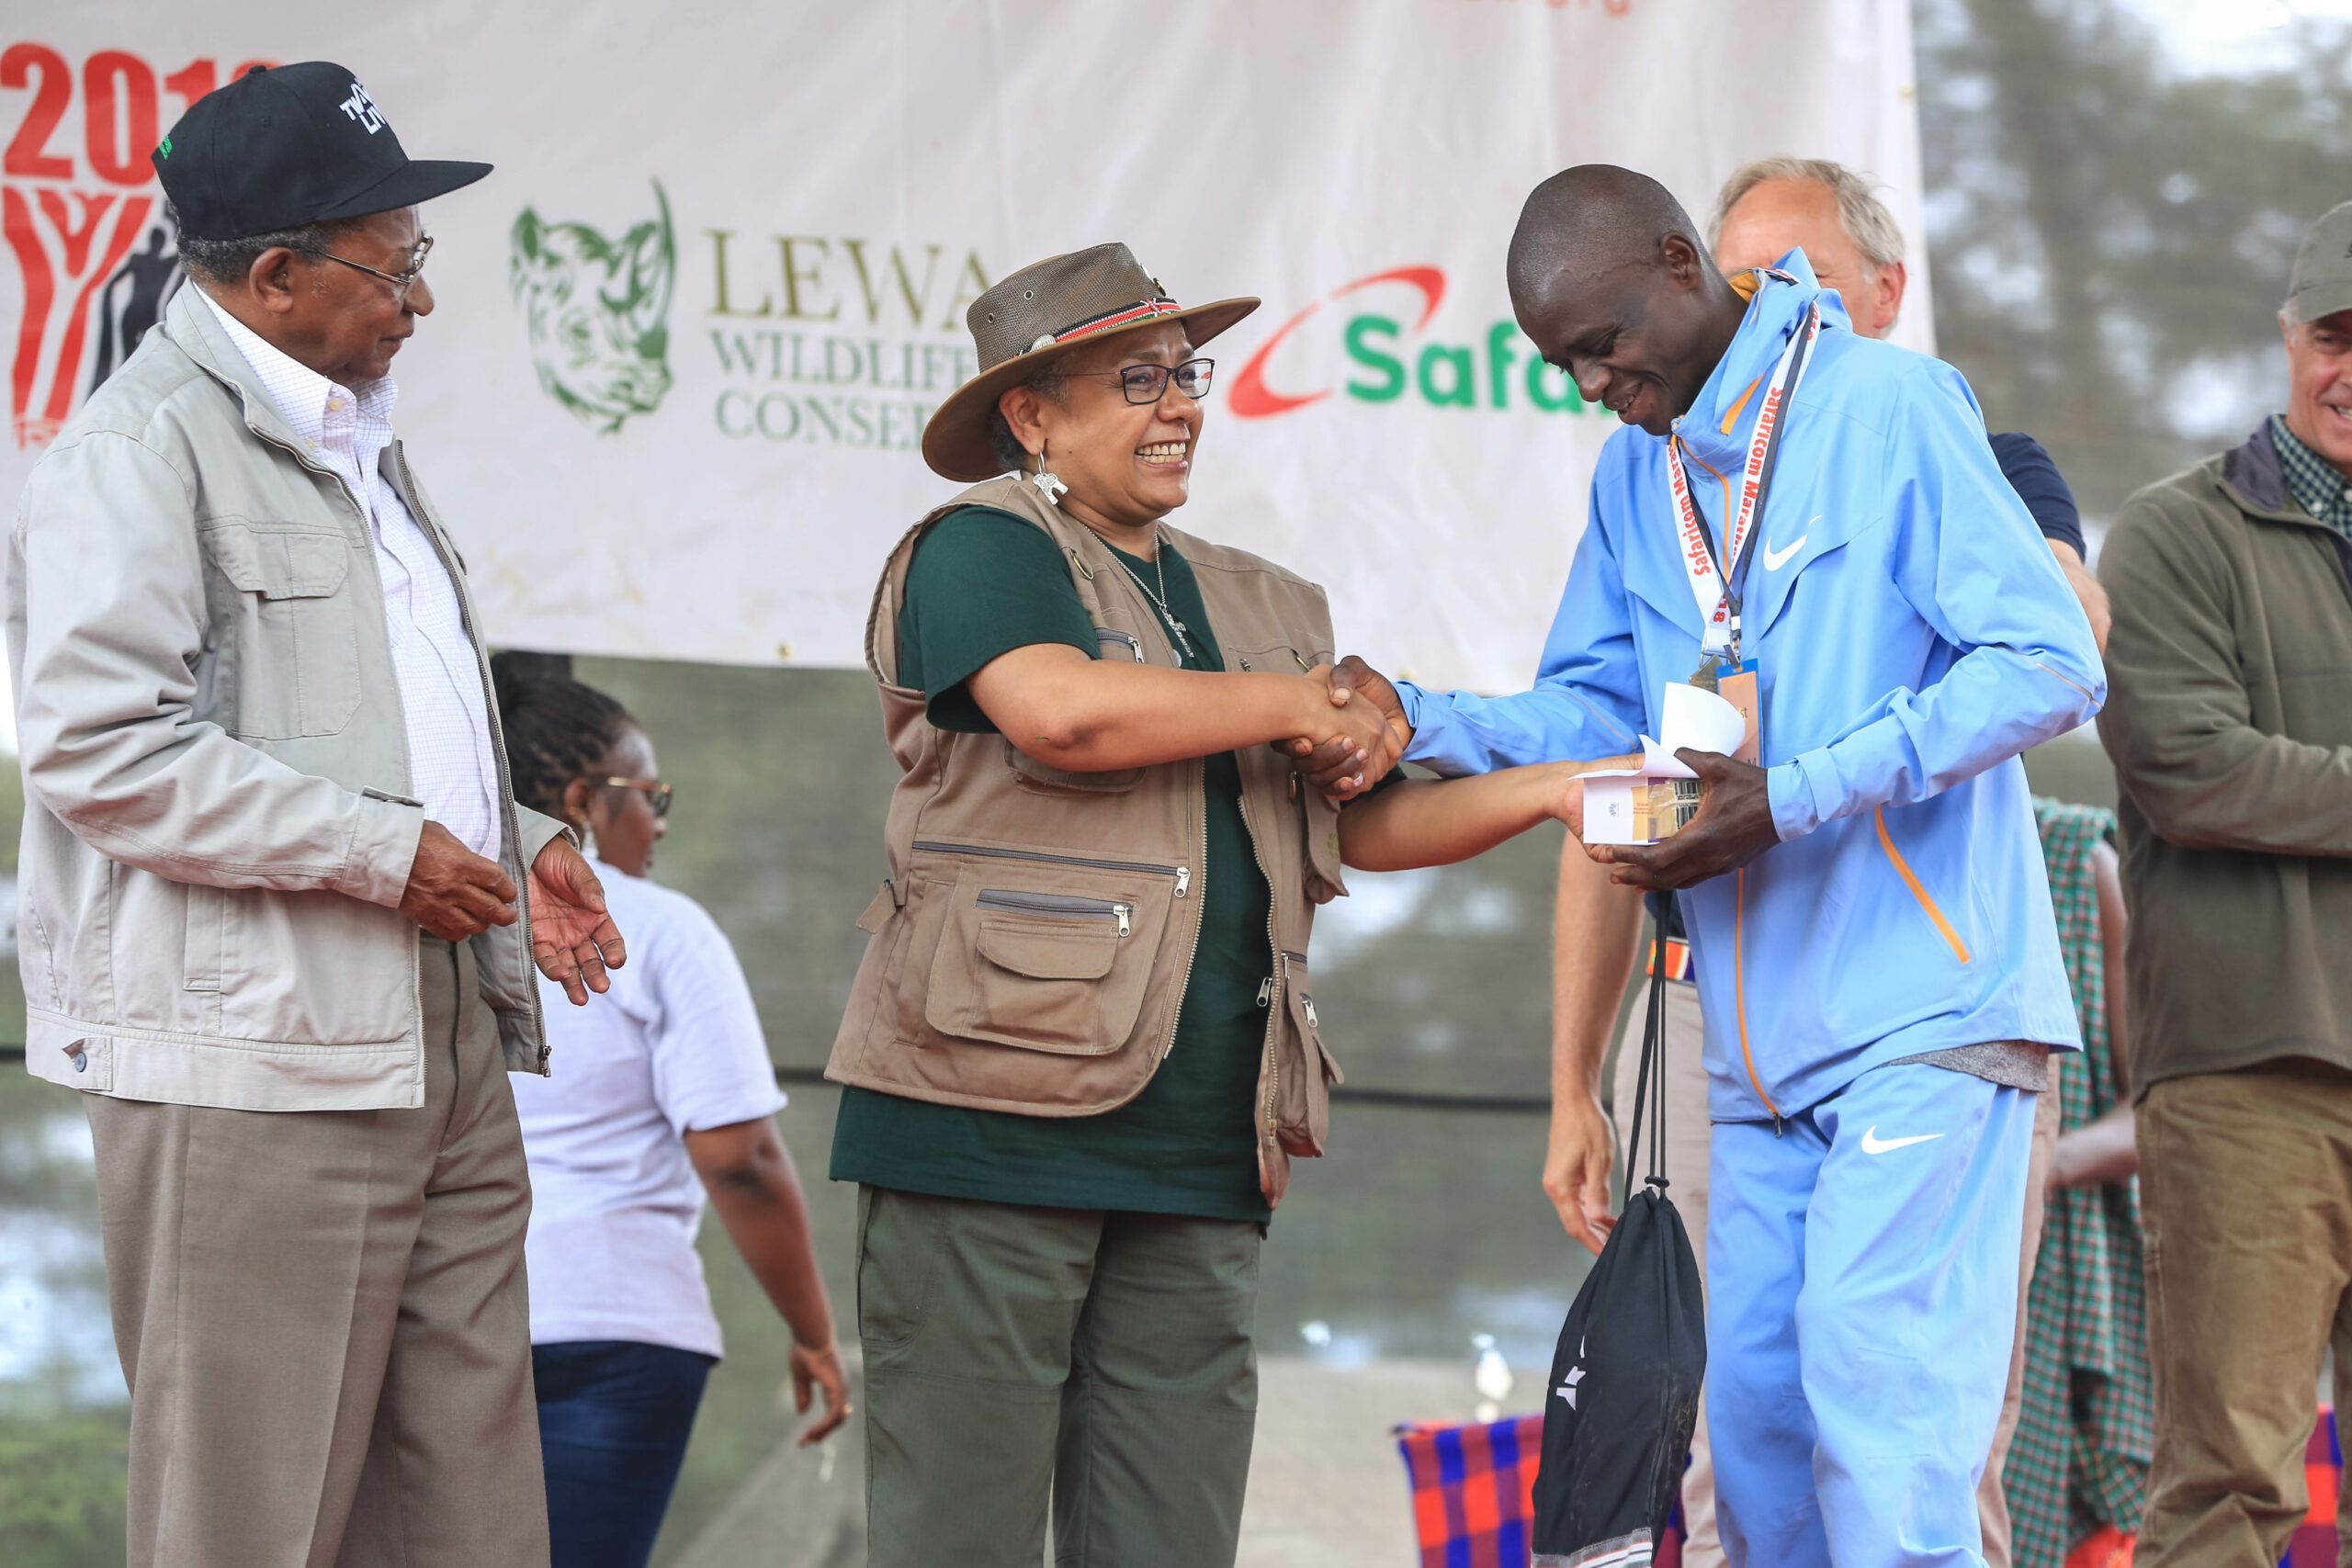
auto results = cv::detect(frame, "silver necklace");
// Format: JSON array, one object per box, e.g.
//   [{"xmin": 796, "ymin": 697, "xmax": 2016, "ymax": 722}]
[{"xmin": 1108, "ymin": 531, "xmax": 1196, "ymax": 660}]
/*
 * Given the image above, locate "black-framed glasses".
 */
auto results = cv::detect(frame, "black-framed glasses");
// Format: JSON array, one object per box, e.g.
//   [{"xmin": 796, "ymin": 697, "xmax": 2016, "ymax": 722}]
[
  {"xmin": 601, "ymin": 776, "xmax": 673, "ymax": 818},
  {"xmin": 321, "ymin": 234, "xmax": 434, "ymax": 305},
  {"xmin": 1080, "ymin": 357, "xmax": 1216, "ymax": 405}
]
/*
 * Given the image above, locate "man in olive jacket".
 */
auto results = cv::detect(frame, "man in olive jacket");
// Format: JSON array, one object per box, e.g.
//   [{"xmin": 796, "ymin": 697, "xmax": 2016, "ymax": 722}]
[{"xmin": 2098, "ymin": 198, "xmax": 2352, "ymax": 1568}]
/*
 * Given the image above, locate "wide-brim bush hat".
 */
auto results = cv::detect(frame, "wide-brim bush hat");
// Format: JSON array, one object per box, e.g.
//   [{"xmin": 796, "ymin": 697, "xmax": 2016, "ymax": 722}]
[{"xmin": 922, "ymin": 242, "xmax": 1258, "ymax": 482}]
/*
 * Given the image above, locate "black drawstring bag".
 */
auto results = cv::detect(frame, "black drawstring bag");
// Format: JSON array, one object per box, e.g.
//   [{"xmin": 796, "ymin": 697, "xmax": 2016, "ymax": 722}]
[{"xmin": 1531, "ymin": 931, "xmax": 1708, "ymax": 1568}]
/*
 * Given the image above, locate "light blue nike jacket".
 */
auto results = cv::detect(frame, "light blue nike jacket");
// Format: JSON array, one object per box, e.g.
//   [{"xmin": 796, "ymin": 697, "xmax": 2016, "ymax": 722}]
[{"xmin": 1395, "ymin": 255, "xmax": 2103, "ymax": 1123}]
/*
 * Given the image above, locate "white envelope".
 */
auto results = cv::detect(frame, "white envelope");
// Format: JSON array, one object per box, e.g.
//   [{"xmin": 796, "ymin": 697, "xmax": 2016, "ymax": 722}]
[{"xmin": 1579, "ymin": 682, "xmax": 1747, "ymax": 846}]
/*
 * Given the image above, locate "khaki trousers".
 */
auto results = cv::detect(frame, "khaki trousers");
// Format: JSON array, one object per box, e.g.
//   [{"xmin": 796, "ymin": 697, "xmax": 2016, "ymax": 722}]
[
  {"xmin": 856, "ymin": 1186, "xmax": 1261, "ymax": 1568},
  {"xmin": 85, "ymin": 936, "xmax": 547, "ymax": 1568},
  {"xmin": 1611, "ymin": 987, "xmax": 2058, "ymax": 1568},
  {"xmin": 2136, "ymin": 1064, "xmax": 2352, "ymax": 1568}
]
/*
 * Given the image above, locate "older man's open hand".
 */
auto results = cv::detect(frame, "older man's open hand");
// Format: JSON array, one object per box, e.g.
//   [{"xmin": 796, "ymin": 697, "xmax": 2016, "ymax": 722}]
[{"xmin": 528, "ymin": 836, "xmax": 628, "ymax": 1004}]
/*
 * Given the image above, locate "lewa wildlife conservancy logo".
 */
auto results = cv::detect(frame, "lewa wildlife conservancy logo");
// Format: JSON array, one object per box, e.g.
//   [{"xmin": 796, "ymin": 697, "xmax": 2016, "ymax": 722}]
[{"xmin": 511, "ymin": 182, "xmax": 676, "ymax": 434}]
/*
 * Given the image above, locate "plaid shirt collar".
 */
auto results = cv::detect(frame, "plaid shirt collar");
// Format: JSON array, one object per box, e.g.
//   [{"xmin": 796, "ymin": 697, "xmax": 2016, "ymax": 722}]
[{"xmin": 2269, "ymin": 414, "xmax": 2352, "ymax": 542}]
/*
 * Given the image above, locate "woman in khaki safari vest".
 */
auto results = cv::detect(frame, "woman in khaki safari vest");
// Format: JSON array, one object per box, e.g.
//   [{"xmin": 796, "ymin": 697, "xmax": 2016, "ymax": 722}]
[{"xmin": 826, "ymin": 243, "xmax": 1610, "ymax": 1566}]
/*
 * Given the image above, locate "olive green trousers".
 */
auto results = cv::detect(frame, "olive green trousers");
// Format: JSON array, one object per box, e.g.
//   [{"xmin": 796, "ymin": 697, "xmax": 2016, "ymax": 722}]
[{"xmin": 855, "ymin": 1186, "xmax": 1261, "ymax": 1567}]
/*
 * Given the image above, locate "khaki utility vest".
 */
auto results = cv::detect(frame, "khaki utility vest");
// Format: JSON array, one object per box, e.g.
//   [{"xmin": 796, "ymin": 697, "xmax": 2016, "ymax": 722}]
[{"xmin": 825, "ymin": 476, "xmax": 1347, "ymax": 1206}]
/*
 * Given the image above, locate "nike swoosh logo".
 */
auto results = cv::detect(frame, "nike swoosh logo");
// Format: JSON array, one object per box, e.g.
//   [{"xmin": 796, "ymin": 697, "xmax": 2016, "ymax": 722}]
[
  {"xmin": 1860, "ymin": 1126, "xmax": 1944, "ymax": 1156},
  {"xmin": 1760, "ymin": 534, "xmax": 1808, "ymax": 571}
]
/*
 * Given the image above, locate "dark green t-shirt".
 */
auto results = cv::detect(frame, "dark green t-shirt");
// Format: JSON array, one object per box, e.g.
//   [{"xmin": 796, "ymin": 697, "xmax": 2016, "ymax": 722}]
[{"xmin": 829, "ymin": 505, "xmax": 1275, "ymax": 1223}]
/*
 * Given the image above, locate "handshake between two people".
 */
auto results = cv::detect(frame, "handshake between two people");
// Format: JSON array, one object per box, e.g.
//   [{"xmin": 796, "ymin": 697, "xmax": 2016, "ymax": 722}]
[{"xmin": 1283, "ymin": 656, "xmax": 1781, "ymax": 891}]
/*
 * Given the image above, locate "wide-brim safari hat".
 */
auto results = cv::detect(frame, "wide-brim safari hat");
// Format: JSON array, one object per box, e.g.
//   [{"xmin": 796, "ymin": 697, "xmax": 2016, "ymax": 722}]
[{"xmin": 922, "ymin": 243, "xmax": 1259, "ymax": 482}]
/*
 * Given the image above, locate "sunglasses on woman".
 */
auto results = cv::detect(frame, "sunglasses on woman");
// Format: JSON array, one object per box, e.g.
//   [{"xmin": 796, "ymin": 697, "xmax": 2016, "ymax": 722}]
[{"xmin": 601, "ymin": 776, "xmax": 673, "ymax": 818}]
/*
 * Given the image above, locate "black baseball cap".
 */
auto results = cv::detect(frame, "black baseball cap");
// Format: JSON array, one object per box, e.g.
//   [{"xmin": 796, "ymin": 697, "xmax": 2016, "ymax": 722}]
[{"xmin": 153, "ymin": 62, "xmax": 491, "ymax": 241}]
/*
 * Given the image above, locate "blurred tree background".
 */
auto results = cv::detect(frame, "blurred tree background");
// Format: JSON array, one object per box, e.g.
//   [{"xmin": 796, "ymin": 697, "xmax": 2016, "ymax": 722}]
[
  {"xmin": 8, "ymin": 2, "xmax": 2352, "ymax": 1561},
  {"xmin": 1919, "ymin": 0, "xmax": 2352, "ymax": 519}
]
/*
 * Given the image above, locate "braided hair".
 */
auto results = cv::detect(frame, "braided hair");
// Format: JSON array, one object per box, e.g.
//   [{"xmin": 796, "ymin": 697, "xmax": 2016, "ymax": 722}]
[{"xmin": 491, "ymin": 652, "xmax": 636, "ymax": 823}]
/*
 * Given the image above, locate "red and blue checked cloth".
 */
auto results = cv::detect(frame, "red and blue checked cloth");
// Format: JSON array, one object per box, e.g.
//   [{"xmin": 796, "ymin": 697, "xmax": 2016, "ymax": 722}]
[
  {"xmin": 1403, "ymin": 1411, "xmax": 2341, "ymax": 1567},
  {"xmin": 2282, "ymin": 1406, "xmax": 2340, "ymax": 1568},
  {"xmin": 1395, "ymin": 1416, "xmax": 1686, "ymax": 1568}
]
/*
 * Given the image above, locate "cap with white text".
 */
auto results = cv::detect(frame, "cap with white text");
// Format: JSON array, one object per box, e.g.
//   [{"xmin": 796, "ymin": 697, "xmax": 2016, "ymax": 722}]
[{"xmin": 153, "ymin": 62, "xmax": 491, "ymax": 241}]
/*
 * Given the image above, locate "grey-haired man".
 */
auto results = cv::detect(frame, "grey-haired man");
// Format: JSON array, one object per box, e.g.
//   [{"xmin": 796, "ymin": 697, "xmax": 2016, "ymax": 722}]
[
  {"xmin": 2099, "ymin": 199, "xmax": 2352, "ymax": 1568},
  {"xmin": 10, "ymin": 63, "xmax": 622, "ymax": 1567}
]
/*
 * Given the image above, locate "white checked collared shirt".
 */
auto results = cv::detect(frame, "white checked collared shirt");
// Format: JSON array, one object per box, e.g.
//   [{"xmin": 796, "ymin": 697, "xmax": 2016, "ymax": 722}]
[{"xmin": 199, "ymin": 288, "xmax": 503, "ymax": 861}]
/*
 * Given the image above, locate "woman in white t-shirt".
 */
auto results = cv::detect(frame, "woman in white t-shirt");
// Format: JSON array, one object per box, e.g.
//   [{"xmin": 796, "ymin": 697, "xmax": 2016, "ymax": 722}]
[{"xmin": 493, "ymin": 657, "xmax": 848, "ymax": 1568}]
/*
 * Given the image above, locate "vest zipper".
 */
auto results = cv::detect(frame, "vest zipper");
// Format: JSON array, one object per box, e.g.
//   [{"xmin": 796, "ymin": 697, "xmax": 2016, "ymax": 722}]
[
  {"xmin": 1094, "ymin": 627, "xmax": 1145, "ymax": 662},
  {"xmin": 975, "ymin": 889, "xmax": 1132, "ymax": 937},
  {"xmin": 1283, "ymin": 950, "xmax": 1319, "ymax": 1029},
  {"xmin": 912, "ymin": 840, "xmax": 1190, "ymax": 894},
  {"xmin": 1233, "ymin": 787, "xmax": 1285, "ymax": 1150},
  {"xmin": 1157, "ymin": 757, "xmax": 1210, "ymax": 1066}
]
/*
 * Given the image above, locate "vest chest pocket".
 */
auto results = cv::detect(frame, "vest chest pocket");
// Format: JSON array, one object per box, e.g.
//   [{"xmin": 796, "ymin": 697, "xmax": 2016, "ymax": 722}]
[
  {"xmin": 200, "ymin": 522, "xmax": 363, "ymax": 739},
  {"xmin": 924, "ymin": 860, "xmax": 1175, "ymax": 1055},
  {"xmin": 1004, "ymin": 738, "xmax": 1144, "ymax": 795}
]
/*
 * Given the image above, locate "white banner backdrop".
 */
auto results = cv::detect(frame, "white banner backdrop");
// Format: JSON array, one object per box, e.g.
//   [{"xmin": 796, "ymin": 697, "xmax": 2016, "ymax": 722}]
[{"xmin": 5, "ymin": 1, "xmax": 1928, "ymax": 694}]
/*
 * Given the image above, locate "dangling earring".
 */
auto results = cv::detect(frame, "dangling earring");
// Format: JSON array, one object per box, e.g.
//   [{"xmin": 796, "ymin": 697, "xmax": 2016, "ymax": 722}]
[
  {"xmin": 1030, "ymin": 441, "xmax": 1068, "ymax": 507},
  {"xmin": 572, "ymin": 814, "xmax": 599, "ymax": 863}
]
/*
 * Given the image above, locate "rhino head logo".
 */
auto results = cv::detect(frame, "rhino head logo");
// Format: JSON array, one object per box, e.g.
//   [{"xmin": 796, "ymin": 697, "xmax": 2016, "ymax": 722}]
[{"xmin": 510, "ymin": 181, "xmax": 674, "ymax": 434}]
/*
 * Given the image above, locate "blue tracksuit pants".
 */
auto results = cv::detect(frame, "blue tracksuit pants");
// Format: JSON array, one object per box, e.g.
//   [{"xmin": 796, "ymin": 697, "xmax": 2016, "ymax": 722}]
[{"xmin": 1708, "ymin": 1061, "xmax": 2035, "ymax": 1568}]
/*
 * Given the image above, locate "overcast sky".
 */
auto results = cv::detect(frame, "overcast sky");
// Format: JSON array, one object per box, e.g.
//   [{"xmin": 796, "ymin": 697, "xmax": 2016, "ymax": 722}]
[{"xmin": 2122, "ymin": 0, "xmax": 2352, "ymax": 72}]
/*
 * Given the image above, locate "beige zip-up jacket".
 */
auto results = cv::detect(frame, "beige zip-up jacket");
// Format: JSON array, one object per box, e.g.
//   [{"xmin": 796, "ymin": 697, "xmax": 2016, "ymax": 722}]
[{"xmin": 7, "ymin": 286, "xmax": 567, "ymax": 1112}]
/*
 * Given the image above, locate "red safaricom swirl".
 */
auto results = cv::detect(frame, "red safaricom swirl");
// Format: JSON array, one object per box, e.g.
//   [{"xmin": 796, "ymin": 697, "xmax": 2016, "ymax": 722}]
[{"xmin": 1227, "ymin": 265, "xmax": 1447, "ymax": 418}]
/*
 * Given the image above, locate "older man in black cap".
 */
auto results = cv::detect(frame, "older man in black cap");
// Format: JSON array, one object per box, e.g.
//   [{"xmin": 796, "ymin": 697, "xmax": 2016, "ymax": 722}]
[{"xmin": 8, "ymin": 62, "xmax": 623, "ymax": 1567}]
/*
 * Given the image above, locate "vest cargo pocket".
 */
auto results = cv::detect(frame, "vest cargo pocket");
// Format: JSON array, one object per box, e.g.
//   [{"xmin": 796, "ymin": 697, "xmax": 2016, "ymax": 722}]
[
  {"xmin": 1003, "ymin": 739, "xmax": 1144, "ymax": 795},
  {"xmin": 924, "ymin": 860, "xmax": 1173, "ymax": 1055},
  {"xmin": 1272, "ymin": 950, "xmax": 1342, "ymax": 1156}
]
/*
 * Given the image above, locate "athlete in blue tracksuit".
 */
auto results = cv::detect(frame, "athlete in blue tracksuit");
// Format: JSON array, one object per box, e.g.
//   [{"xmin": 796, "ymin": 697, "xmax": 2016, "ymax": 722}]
[{"xmin": 1358, "ymin": 171, "xmax": 2104, "ymax": 1566}]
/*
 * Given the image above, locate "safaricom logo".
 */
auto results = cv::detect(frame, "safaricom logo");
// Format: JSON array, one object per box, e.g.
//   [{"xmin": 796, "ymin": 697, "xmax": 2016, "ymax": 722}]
[{"xmin": 1228, "ymin": 267, "xmax": 1589, "ymax": 420}]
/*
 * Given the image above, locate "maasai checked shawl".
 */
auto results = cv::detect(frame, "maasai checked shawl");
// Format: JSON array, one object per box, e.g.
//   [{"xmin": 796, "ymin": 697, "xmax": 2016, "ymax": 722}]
[
  {"xmin": 1397, "ymin": 1416, "xmax": 1544, "ymax": 1567},
  {"xmin": 2005, "ymin": 799, "xmax": 2154, "ymax": 1566},
  {"xmin": 1396, "ymin": 1415, "xmax": 1690, "ymax": 1567}
]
